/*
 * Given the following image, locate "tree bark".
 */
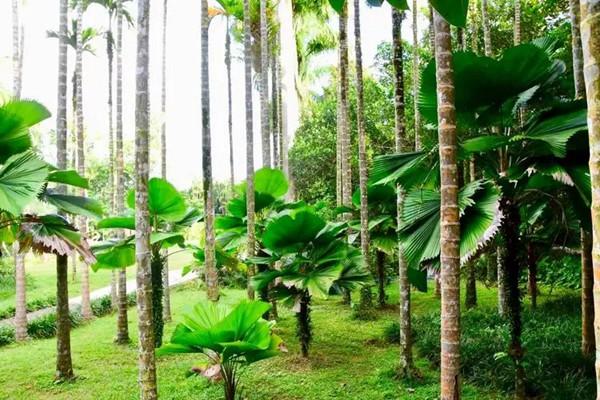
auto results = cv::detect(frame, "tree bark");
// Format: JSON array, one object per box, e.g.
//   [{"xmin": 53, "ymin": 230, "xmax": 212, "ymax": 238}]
[
  {"xmin": 107, "ymin": 19, "xmax": 115, "ymax": 218},
  {"xmin": 412, "ymin": 0, "xmax": 421, "ymax": 151},
  {"xmin": 260, "ymin": 0, "xmax": 271, "ymax": 167},
  {"xmin": 55, "ymin": 254, "xmax": 74, "ymax": 381},
  {"xmin": 150, "ymin": 249, "xmax": 164, "ymax": 347},
  {"xmin": 339, "ymin": 3, "xmax": 351, "ymax": 211},
  {"xmin": 465, "ymin": 260, "xmax": 477, "ymax": 309},
  {"xmin": 433, "ymin": 10, "xmax": 461, "ymax": 399},
  {"xmin": 225, "ymin": 16, "xmax": 235, "ymax": 188},
  {"xmin": 481, "ymin": 0, "xmax": 492, "ymax": 57},
  {"xmin": 114, "ymin": 0, "xmax": 129, "ymax": 345},
  {"xmin": 527, "ymin": 242, "xmax": 538, "ymax": 309},
  {"xmin": 12, "ymin": 0, "xmax": 22, "ymax": 99},
  {"xmin": 57, "ymin": 0, "xmax": 68, "ymax": 176},
  {"xmin": 14, "ymin": 242, "xmax": 28, "ymax": 342},
  {"xmin": 272, "ymin": 51, "xmax": 280, "ymax": 168},
  {"xmin": 244, "ymin": 0, "xmax": 256, "ymax": 300},
  {"xmin": 570, "ymin": 0, "xmax": 586, "ymax": 98},
  {"xmin": 581, "ymin": 228, "xmax": 595, "ymax": 356},
  {"xmin": 393, "ymin": 8, "xmax": 415, "ymax": 377},
  {"xmin": 134, "ymin": 0, "xmax": 158, "ymax": 397},
  {"xmin": 581, "ymin": 0, "xmax": 600, "ymax": 393},
  {"xmin": 497, "ymin": 240, "xmax": 509, "ymax": 316},
  {"xmin": 354, "ymin": 0, "xmax": 370, "ymax": 292},
  {"xmin": 376, "ymin": 250, "xmax": 386, "ymax": 307},
  {"xmin": 514, "ymin": 0, "xmax": 522, "ymax": 45},
  {"xmin": 297, "ymin": 291, "xmax": 312, "ymax": 358}
]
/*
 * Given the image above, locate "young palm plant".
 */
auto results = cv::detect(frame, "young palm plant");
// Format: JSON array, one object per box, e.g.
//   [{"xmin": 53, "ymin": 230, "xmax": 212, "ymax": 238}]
[{"xmin": 158, "ymin": 300, "xmax": 284, "ymax": 400}]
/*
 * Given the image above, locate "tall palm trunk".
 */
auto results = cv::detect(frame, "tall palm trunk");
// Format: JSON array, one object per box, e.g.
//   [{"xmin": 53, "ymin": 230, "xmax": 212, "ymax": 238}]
[
  {"xmin": 260, "ymin": 0, "xmax": 271, "ymax": 167},
  {"xmin": 114, "ymin": 0, "xmax": 129, "ymax": 345},
  {"xmin": 354, "ymin": 0, "xmax": 370, "ymax": 292},
  {"xmin": 271, "ymin": 51, "xmax": 280, "ymax": 168},
  {"xmin": 12, "ymin": 0, "xmax": 22, "ymax": 99},
  {"xmin": 481, "ymin": 0, "xmax": 492, "ymax": 56},
  {"xmin": 13, "ymin": 242, "xmax": 28, "ymax": 341},
  {"xmin": 160, "ymin": 0, "xmax": 172, "ymax": 322},
  {"xmin": 514, "ymin": 0, "xmax": 522, "ymax": 45},
  {"xmin": 55, "ymin": 0, "xmax": 73, "ymax": 382},
  {"xmin": 277, "ymin": 0, "xmax": 299, "ymax": 180},
  {"xmin": 470, "ymin": 0, "xmax": 479, "ymax": 54},
  {"xmin": 393, "ymin": 8, "xmax": 415, "ymax": 377},
  {"xmin": 433, "ymin": 9, "xmax": 461, "ymax": 399},
  {"xmin": 134, "ymin": 0, "xmax": 157, "ymax": 397},
  {"xmin": 569, "ymin": 0, "xmax": 594, "ymax": 357},
  {"xmin": 225, "ymin": 16, "xmax": 235, "ymax": 188},
  {"xmin": 75, "ymin": 0, "xmax": 92, "ymax": 321},
  {"xmin": 580, "ymin": 0, "xmax": 600, "ymax": 391},
  {"xmin": 412, "ymin": 0, "xmax": 421, "ymax": 151},
  {"xmin": 107, "ymin": 20, "xmax": 115, "ymax": 218},
  {"xmin": 244, "ymin": 0, "xmax": 256, "ymax": 300},
  {"xmin": 201, "ymin": 0, "xmax": 218, "ymax": 302}
]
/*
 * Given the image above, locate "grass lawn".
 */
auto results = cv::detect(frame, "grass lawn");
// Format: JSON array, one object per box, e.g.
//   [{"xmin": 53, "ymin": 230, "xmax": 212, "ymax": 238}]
[
  {"xmin": 0, "ymin": 251, "xmax": 193, "ymax": 311},
  {"xmin": 0, "ymin": 282, "xmax": 505, "ymax": 400}
]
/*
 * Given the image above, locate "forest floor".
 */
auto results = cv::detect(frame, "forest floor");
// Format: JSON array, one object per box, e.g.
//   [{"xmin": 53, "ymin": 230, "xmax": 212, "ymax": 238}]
[{"xmin": 0, "ymin": 279, "xmax": 508, "ymax": 400}]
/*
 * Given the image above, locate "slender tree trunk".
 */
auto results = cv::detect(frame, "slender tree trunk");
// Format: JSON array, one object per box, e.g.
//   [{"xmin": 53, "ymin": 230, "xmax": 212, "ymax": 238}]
[
  {"xmin": 514, "ymin": 0, "xmax": 522, "ymax": 45},
  {"xmin": 55, "ymin": 0, "xmax": 72, "ymax": 381},
  {"xmin": 497, "ymin": 240, "xmax": 509, "ymax": 316},
  {"xmin": 225, "ymin": 16, "xmax": 235, "ymax": 188},
  {"xmin": 570, "ymin": 0, "xmax": 586, "ymax": 98},
  {"xmin": 465, "ymin": 261, "xmax": 477, "ymax": 309},
  {"xmin": 13, "ymin": 242, "xmax": 28, "ymax": 342},
  {"xmin": 433, "ymin": 9, "xmax": 461, "ymax": 399},
  {"xmin": 412, "ymin": 0, "xmax": 421, "ymax": 151},
  {"xmin": 272, "ymin": 52, "xmax": 280, "ymax": 168},
  {"xmin": 581, "ymin": 229, "xmax": 595, "ymax": 356},
  {"xmin": 500, "ymin": 197, "xmax": 526, "ymax": 399},
  {"xmin": 526, "ymin": 243, "xmax": 537, "ymax": 309},
  {"xmin": 428, "ymin": 5, "xmax": 435, "ymax": 54},
  {"xmin": 134, "ymin": 0, "xmax": 157, "ymax": 397},
  {"xmin": 481, "ymin": 0, "xmax": 492, "ymax": 56},
  {"xmin": 114, "ymin": 0, "xmax": 129, "ymax": 345},
  {"xmin": 244, "ymin": 0, "xmax": 256, "ymax": 300},
  {"xmin": 150, "ymin": 249, "xmax": 164, "ymax": 347},
  {"xmin": 354, "ymin": 0, "xmax": 370, "ymax": 289},
  {"xmin": 160, "ymin": 0, "xmax": 172, "ymax": 323},
  {"xmin": 581, "ymin": 1, "xmax": 600, "ymax": 393},
  {"xmin": 201, "ymin": 0, "xmax": 218, "ymax": 303},
  {"xmin": 12, "ymin": 0, "xmax": 22, "ymax": 99},
  {"xmin": 277, "ymin": 0, "xmax": 299, "ymax": 180},
  {"xmin": 55, "ymin": 254, "xmax": 74, "ymax": 381},
  {"xmin": 75, "ymin": 1, "xmax": 92, "ymax": 320},
  {"xmin": 339, "ymin": 3, "xmax": 351, "ymax": 211},
  {"xmin": 297, "ymin": 291, "xmax": 312, "ymax": 358},
  {"xmin": 470, "ymin": 0, "xmax": 479, "ymax": 54},
  {"xmin": 107, "ymin": 20, "xmax": 115, "ymax": 218},
  {"xmin": 260, "ymin": 0, "xmax": 271, "ymax": 167},
  {"xmin": 393, "ymin": 8, "xmax": 416, "ymax": 377},
  {"xmin": 376, "ymin": 250, "xmax": 386, "ymax": 307}
]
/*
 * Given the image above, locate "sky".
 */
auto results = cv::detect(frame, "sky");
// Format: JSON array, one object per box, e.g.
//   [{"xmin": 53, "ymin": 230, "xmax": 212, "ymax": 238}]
[{"xmin": 0, "ymin": 0, "xmax": 428, "ymax": 190}]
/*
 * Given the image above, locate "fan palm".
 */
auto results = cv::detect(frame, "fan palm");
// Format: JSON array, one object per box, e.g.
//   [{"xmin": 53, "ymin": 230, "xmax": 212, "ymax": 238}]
[{"xmin": 158, "ymin": 300, "xmax": 284, "ymax": 400}]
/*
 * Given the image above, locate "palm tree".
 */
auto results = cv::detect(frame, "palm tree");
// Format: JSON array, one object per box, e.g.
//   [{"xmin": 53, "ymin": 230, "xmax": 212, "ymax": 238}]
[
  {"xmin": 133, "ymin": 0, "xmax": 157, "ymax": 397},
  {"xmin": 12, "ymin": 0, "xmax": 23, "ymax": 100},
  {"xmin": 201, "ymin": 0, "xmax": 218, "ymax": 302},
  {"xmin": 271, "ymin": 49, "xmax": 280, "ymax": 168},
  {"xmin": 412, "ymin": 0, "xmax": 421, "ymax": 151},
  {"xmin": 225, "ymin": 16, "xmax": 235, "ymax": 188},
  {"xmin": 244, "ymin": 0, "xmax": 256, "ymax": 300},
  {"xmin": 392, "ymin": 6, "xmax": 416, "ymax": 377},
  {"xmin": 432, "ymin": 8, "xmax": 461, "ymax": 399},
  {"xmin": 568, "ymin": 0, "xmax": 594, "ymax": 357},
  {"xmin": 160, "ymin": 0, "xmax": 172, "ymax": 322},
  {"xmin": 55, "ymin": 0, "xmax": 71, "ymax": 380},
  {"xmin": 514, "ymin": 0, "xmax": 521, "ymax": 45},
  {"xmin": 114, "ymin": 0, "xmax": 129, "ymax": 345},
  {"xmin": 481, "ymin": 0, "xmax": 492, "ymax": 56},
  {"xmin": 72, "ymin": 0, "xmax": 93, "ymax": 321},
  {"xmin": 260, "ymin": 0, "xmax": 271, "ymax": 167},
  {"xmin": 580, "ymin": 0, "xmax": 600, "ymax": 385}
]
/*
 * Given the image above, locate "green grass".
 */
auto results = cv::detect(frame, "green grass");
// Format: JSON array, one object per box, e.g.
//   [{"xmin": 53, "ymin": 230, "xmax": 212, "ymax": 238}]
[
  {"xmin": 0, "ymin": 252, "xmax": 193, "ymax": 311},
  {"xmin": 0, "ymin": 282, "xmax": 503, "ymax": 400}
]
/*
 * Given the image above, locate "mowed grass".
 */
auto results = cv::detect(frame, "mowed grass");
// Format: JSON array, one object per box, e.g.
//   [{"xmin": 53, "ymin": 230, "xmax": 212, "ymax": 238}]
[
  {"xmin": 0, "ymin": 281, "xmax": 505, "ymax": 400},
  {"xmin": 0, "ymin": 252, "xmax": 193, "ymax": 311}
]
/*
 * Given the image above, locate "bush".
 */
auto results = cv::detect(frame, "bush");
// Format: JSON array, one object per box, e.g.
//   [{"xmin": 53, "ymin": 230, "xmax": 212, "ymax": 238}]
[
  {"xmin": 383, "ymin": 321, "xmax": 400, "ymax": 344},
  {"xmin": 0, "ymin": 325, "xmax": 15, "ymax": 346},
  {"xmin": 0, "ymin": 296, "xmax": 56, "ymax": 320},
  {"xmin": 412, "ymin": 296, "xmax": 594, "ymax": 399}
]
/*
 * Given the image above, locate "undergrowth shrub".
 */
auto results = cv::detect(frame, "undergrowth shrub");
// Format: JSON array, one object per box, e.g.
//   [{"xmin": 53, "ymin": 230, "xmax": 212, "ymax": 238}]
[
  {"xmin": 412, "ymin": 295, "xmax": 594, "ymax": 399},
  {"xmin": 0, "ymin": 325, "xmax": 15, "ymax": 346}
]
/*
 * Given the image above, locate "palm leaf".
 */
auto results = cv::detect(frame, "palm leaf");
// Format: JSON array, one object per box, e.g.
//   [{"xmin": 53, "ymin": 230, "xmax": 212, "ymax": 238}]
[{"xmin": 0, "ymin": 152, "xmax": 48, "ymax": 215}]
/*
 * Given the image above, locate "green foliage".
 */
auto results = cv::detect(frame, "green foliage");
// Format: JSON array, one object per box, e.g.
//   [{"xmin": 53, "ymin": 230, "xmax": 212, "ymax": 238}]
[
  {"xmin": 430, "ymin": 0, "xmax": 469, "ymax": 27},
  {"xmin": 0, "ymin": 100, "xmax": 50, "ymax": 164},
  {"xmin": 413, "ymin": 297, "xmax": 594, "ymax": 399},
  {"xmin": 0, "ymin": 152, "xmax": 48, "ymax": 216},
  {"xmin": 537, "ymin": 254, "xmax": 581, "ymax": 291},
  {"xmin": 382, "ymin": 321, "xmax": 400, "ymax": 344},
  {"xmin": 127, "ymin": 177, "xmax": 187, "ymax": 222}
]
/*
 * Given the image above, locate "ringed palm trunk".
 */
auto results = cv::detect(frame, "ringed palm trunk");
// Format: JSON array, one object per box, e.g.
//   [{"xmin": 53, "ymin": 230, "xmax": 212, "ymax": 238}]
[
  {"xmin": 161, "ymin": 0, "xmax": 172, "ymax": 322},
  {"xmin": 13, "ymin": 242, "xmax": 28, "ymax": 342},
  {"xmin": 225, "ymin": 16, "xmax": 235, "ymax": 188},
  {"xmin": 114, "ymin": 0, "xmax": 129, "ymax": 345},
  {"xmin": 570, "ymin": 0, "xmax": 595, "ymax": 357},
  {"xmin": 12, "ymin": 0, "xmax": 22, "ymax": 99},
  {"xmin": 244, "ymin": 0, "xmax": 256, "ymax": 300},
  {"xmin": 481, "ymin": 0, "xmax": 492, "ymax": 57},
  {"xmin": 514, "ymin": 0, "xmax": 522, "ymax": 45},
  {"xmin": 260, "ymin": 0, "xmax": 271, "ymax": 167},
  {"xmin": 412, "ymin": 0, "xmax": 421, "ymax": 151},
  {"xmin": 271, "ymin": 51, "xmax": 280, "ymax": 168},
  {"xmin": 134, "ymin": 0, "xmax": 158, "ymax": 397},
  {"xmin": 433, "ymin": 9, "xmax": 461, "ymax": 399},
  {"xmin": 55, "ymin": 0, "xmax": 73, "ymax": 381},
  {"xmin": 580, "ymin": 0, "xmax": 600, "ymax": 390},
  {"xmin": 392, "ymin": 7, "xmax": 415, "ymax": 377},
  {"xmin": 354, "ymin": 0, "xmax": 370, "ymax": 297},
  {"xmin": 75, "ymin": 0, "xmax": 93, "ymax": 321},
  {"xmin": 201, "ymin": 0, "xmax": 218, "ymax": 302}
]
